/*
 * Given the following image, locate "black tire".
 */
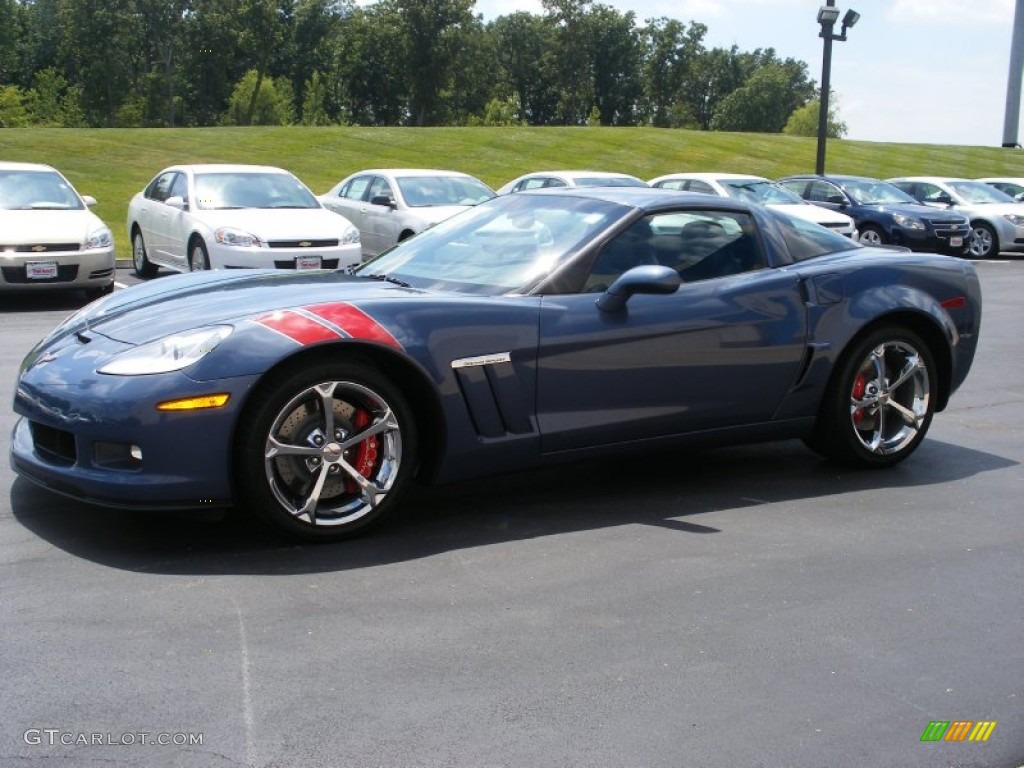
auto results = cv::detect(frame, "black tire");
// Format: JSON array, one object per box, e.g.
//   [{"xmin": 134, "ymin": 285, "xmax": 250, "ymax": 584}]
[
  {"xmin": 132, "ymin": 229, "xmax": 158, "ymax": 278},
  {"xmin": 805, "ymin": 325, "xmax": 937, "ymax": 468},
  {"xmin": 234, "ymin": 361, "xmax": 417, "ymax": 541},
  {"xmin": 968, "ymin": 221, "xmax": 997, "ymax": 258},
  {"xmin": 189, "ymin": 238, "xmax": 210, "ymax": 271},
  {"xmin": 857, "ymin": 224, "xmax": 887, "ymax": 247}
]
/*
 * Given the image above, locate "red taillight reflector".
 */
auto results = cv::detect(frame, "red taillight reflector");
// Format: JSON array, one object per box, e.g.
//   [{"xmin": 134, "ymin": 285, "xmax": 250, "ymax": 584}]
[{"xmin": 940, "ymin": 296, "xmax": 966, "ymax": 309}]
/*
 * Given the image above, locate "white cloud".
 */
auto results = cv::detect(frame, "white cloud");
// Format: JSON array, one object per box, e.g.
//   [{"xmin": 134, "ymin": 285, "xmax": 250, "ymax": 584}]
[{"xmin": 886, "ymin": 0, "xmax": 1014, "ymax": 25}]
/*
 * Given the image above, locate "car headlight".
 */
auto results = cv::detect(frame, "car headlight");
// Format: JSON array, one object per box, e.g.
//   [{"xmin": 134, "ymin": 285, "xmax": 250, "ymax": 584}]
[
  {"xmin": 98, "ymin": 326, "xmax": 233, "ymax": 375},
  {"xmin": 341, "ymin": 226, "xmax": 361, "ymax": 245},
  {"xmin": 892, "ymin": 213, "xmax": 925, "ymax": 231},
  {"xmin": 1002, "ymin": 214, "xmax": 1024, "ymax": 227},
  {"xmin": 215, "ymin": 227, "xmax": 262, "ymax": 248},
  {"xmin": 85, "ymin": 227, "xmax": 113, "ymax": 250}
]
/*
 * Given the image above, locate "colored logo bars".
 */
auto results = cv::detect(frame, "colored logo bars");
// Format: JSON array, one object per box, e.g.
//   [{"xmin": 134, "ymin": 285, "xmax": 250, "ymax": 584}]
[{"xmin": 921, "ymin": 720, "xmax": 997, "ymax": 742}]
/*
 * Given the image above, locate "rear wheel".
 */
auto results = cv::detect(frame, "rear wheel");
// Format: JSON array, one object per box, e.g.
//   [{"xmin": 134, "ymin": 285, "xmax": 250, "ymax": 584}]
[
  {"xmin": 235, "ymin": 361, "xmax": 417, "ymax": 541},
  {"xmin": 132, "ymin": 229, "xmax": 158, "ymax": 278},
  {"xmin": 806, "ymin": 326, "xmax": 936, "ymax": 467}
]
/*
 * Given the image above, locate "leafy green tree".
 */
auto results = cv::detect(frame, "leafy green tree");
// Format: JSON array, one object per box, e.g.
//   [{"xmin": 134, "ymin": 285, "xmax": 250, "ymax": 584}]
[
  {"xmin": 0, "ymin": 0, "xmax": 23, "ymax": 84},
  {"xmin": 300, "ymin": 70, "xmax": 332, "ymax": 125},
  {"xmin": 225, "ymin": 68, "xmax": 294, "ymax": 125},
  {"xmin": 543, "ymin": 0, "xmax": 594, "ymax": 125},
  {"xmin": 589, "ymin": 5, "xmax": 642, "ymax": 126},
  {"xmin": 26, "ymin": 68, "xmax": 85, "ymax": 126},
  {"xmin": 489, "ymin": 12, "xmax": 559, "ymax": 125},
  {"xmin": 784, "ymin": 99, "xmax": 847, "ymax": 138},
  {"xmin": 334, "ymin": 5, "xmax": 407, "ymax": 125},
  {"xmin": 640, "ymin": 18, "xmax": 706, "ymax": 128},
  {"xmin": 711, "ymin": 64, "xmax": 798, "ymax": 132},
  {"xmin": 0, "ymin": 85, "xmax": 30, "ymax": 127}
]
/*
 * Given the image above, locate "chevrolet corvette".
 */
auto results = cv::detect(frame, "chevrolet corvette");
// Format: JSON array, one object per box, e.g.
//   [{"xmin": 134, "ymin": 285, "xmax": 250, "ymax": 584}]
[{"xmin": 10, "ymin": 188, "xmax": 982, "ymax": 540}]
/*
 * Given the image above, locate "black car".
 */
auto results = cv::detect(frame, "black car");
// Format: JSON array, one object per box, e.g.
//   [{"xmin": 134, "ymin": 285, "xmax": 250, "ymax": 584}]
[{"xmin": 777, "ymin": 174, "xmax": 971, "ymax": 256}]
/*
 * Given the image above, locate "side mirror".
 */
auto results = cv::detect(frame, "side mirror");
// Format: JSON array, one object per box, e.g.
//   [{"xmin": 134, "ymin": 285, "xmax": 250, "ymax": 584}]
[
  {"xmin": 596, "ymin": 265, "xmax": 681, "ymax": 312},
  {"xmin": 826, "ymin": 194, "xmax": 847, "ymax": 205},
  {"xmin": 81, "ymin": 195, "xmax": 98, "ymax": 207},
  {"xmin": 370, "ymin": 195, "xmax": 395, "ymax": 207},
  {"xmin": 935, "ymin": 193, "xmax": 953, "ymax": 205},
  {"xmin": 166, "ymin": 195, "xmax": 188, "ymax": 210}
]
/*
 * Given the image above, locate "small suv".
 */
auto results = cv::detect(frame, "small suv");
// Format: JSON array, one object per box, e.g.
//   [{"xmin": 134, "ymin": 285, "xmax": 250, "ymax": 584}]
[
  {"xmin": 777, "ymin": 174, "xmax": 971, "ymax": 256},
  {"xmin": 887, "ymin": 176, "xmax": 1024, "ymax": 259}
]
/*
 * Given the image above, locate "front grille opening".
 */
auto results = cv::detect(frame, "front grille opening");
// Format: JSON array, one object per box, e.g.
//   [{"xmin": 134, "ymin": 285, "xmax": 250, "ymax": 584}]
[
  {"xmin": 30, "ymin": 421, "xmax": 77, "ymax": 466},
  {"xmin": 93, "ymin": 441, "xmax": 143, "ymax": 471}
]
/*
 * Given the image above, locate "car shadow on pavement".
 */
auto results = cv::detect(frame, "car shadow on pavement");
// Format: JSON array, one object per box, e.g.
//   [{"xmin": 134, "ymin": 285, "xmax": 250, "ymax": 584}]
[{"xmin": 9, "ymin": 437, "xmax": 1016, "ymax": 576}]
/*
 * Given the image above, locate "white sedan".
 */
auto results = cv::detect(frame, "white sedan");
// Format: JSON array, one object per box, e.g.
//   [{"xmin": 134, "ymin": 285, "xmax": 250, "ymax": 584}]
[
  {"xmin": 127, "ymin": 164, "xmax": 362, "ymax": 276},
  {"xmin": 318, "ymin": 169, "xmax": 495, "ymax": 259},
  {"xmin": 649, "ymin": 172, "xmax": 858, "ymax": 238},
  {"xmin": 0, "ymin": 161, "xmax": 115, "ymax": 298}
]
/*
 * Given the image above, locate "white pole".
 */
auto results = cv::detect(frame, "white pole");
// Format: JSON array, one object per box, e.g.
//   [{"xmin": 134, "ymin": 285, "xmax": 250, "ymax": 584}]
[{"xmin": 1003, "ymin": 0, "xmax": 1024, "ymax": 147}]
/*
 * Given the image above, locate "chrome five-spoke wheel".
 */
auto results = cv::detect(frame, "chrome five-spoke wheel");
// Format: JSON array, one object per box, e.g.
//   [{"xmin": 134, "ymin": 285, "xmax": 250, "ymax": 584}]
[
  {"xmin": 236, "ymin": 363, "xmax": 416, "ymax": 540},
  {"xmin": 806, "ymin": 325, "xmax": 937, "ymax": 467}
]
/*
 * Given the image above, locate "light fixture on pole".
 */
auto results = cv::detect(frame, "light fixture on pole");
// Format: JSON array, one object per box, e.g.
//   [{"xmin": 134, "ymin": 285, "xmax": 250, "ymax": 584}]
[{"xmin": 815, "ymin": 3, "xmax": 859, "ymax": 175}]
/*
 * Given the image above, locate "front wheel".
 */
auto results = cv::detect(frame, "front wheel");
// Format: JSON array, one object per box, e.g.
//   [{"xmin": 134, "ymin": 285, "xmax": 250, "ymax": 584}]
[
  {"xmin": 858, "ymin": 225, "xmax": 887, "ymax": 247},
  {"xmin": 235, "ymin": 362, "xmax": 417, "ymax": 541},
  {"xmin": 189, "ymin": 239, "xmax": 210, "ymax": 271},
  {"xmin": 968, "ymin": 221, "xmax": 997, "ymax": 258},
  {"xmin": 806, "ymin": 326, "xmax": 936, "ymax": 467},
  {"xmin": 132, "ymin": 229, "xmax": 158, "ymax": 278}
]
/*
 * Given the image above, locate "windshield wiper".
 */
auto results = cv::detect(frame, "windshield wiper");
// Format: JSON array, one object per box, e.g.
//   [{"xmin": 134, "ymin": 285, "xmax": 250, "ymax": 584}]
[{"xmin": 361, "ymin": 273, "xmax": 411, "ymax": 288}]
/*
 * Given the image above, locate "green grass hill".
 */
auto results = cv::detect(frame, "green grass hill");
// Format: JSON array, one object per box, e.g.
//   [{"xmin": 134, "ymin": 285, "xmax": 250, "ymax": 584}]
[{"xmin": 3, "ymin": 126, "xmax": 1023, "ymax": 258}]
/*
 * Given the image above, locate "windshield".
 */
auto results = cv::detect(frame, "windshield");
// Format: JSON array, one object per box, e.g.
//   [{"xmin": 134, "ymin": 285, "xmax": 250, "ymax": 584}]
[
  {"xmin": 0, "ymin": 170, "xmax": 84, "ymax": 210},
  {"xmin": 356, "ymin": 193, "xmax": 628, "ymax": 294},
  {"xmin": 947, "ymin": 181, "xmax": 1015, "ymax": 204},
  {"xmin": 396, "ymin": 176, "xmax": 494, "ymax": 207},
  {"xmin": 194, "ymin": 172, "xmax": 319, "ymax": 210},
  {"xmin": 721, "ymin": 179, "xmax": 804, "ymax": 205},
  {"xmin": 841, "ymin": 180, "xmax": 920, "ymax": 205}
]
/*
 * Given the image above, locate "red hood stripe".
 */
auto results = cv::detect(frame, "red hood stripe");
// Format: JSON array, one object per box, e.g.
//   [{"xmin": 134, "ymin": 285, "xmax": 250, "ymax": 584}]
[
  {"xmin": 305, "ymin": 302, "xmax": 403, "ymax": 350},
  {"xmin": 254, "ymin": 310, "xmax": 340, "ymax": 346}
]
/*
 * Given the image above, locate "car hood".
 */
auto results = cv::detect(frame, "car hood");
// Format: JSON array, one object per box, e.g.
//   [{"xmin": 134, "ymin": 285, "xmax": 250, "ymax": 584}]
[
  {"xmin": 0, "ymin": 209, "xmax": 107, "ymax": 243},
  {"xmin": 192, "ymin": 207, "xmax": 356, "ymax": 236},
  {"xmin": 949, "ymin": 201, "xmax": 1024, "ymax": 217},
  {"xmin": 856, "ymin": 202, "xmax": 965, "ymax": 221},
  {"xmin": 768, "ymin": 203, "xmax": 852, "ymax": 226},
  {"xmin": 57, "ymin": 270, "xmax": 424, "ymax": 345}
]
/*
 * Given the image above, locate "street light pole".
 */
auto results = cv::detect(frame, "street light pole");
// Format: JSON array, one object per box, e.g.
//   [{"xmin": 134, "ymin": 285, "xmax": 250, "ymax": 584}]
[
  {"xmin": 815, "ymin": 2, "xmax": 837, "ymax": 175},
  {"xmin": 815, "ymin": 3, "xmax": 858, "ymax": 175}
]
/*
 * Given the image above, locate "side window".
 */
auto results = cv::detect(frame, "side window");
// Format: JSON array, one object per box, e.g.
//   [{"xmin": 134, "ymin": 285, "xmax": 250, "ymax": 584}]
[
  {"xmin": 778, "ymin": 180, "xmax": 808, "ymax": 199},
  {"xmin": 341, "ymin": 176, "xmax": 371, "ymax": 201},
  {"xmin": 168, "ymin": 173, "xmax": 187, "ymax": 203},
  {"xmin": 654, "ymin": 179, "xmax": 686, "ymax": 191},
  {"xmin": 367, "ymin": 176, "xmax": 394, "ymax": 201},
  {"xmin": 517, "ymin": 178, "xmax": 548, "ymax": 191},
  {"xmin": 686, "ymin": 180, "xmax": 715, "ymax": 195},
  {"xmin": 542, "ymin": 178, "xmax": 568, "ymax": 188},
  {"xmin": 806, "ymin": 181, "xmax": 841, "ymax": 204},
  {"xmin": 916, "ymin": 183, "xmax": 945, "ymax": 203},
  {"xmin": 583, "ymin": 210, "xmax": 765, "ymax": 292},
  {"xmin": 146, "ymin": 172, "xmax": 176, "ymax": 202}
]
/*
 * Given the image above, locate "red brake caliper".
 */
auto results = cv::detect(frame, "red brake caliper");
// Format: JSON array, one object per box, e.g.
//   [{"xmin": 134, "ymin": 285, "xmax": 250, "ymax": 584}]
[
  {"xmin": 346, "ymin": 409, "xmax": 379, "ymax": 494},
  {"xmin": 851, "ymin": 373, "xmax": 867, "ymax": 424}
]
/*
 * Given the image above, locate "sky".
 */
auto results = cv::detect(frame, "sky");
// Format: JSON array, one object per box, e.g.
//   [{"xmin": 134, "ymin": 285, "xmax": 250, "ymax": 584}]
[{"xmin": 469, "ymin": 0, "xmax": 1020, "ymax": 147}]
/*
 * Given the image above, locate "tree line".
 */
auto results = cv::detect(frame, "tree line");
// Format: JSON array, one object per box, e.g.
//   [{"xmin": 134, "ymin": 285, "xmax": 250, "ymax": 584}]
[{"xmin": 0, "ymin": 0, "xmax": 846, "ymax": 136}]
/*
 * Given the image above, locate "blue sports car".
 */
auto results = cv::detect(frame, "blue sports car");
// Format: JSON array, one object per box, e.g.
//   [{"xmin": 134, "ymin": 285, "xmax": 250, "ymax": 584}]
[{"xmin": 10, "ymin": 188, "xmax": 982, "ymax": 541}]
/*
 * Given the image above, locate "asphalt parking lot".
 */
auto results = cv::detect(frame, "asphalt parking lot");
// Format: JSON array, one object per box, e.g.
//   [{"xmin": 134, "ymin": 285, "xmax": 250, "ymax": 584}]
[{"xmin": 1, "ymin": 259, "xmax": 1022, "ymax": 768}]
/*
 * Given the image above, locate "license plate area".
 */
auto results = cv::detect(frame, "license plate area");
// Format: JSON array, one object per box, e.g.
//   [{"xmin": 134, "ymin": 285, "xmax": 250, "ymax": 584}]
[
  {"xmin": 949, "ymin": 236, "xmax": 963, "ymax": 247},
  {"xmin": 26, "ymin": 261, "xmax": 59, "ymax": 280},
  {"xmin": 296, "ymin": 255, "xmax": 322, "ymax": 271}
]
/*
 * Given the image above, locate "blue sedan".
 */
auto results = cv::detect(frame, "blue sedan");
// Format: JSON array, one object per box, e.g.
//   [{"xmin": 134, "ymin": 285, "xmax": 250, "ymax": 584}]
[{"xmin": 10, "ymin": 188, "xmax": 982, "ymax": 540}]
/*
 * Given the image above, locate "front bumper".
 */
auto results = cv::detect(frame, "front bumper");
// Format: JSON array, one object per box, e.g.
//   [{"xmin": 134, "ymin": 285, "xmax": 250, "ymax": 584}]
[
  {"xmin": 11, "ymin": 357, "xmax": 261, "ymax": 509},
  {"xmin": 0, "ymin": 247, "xmax": 115, "ymax": 290},
  {"xmin": 209, "ymin": 242, "xmax": 362, "ymax": 271}
]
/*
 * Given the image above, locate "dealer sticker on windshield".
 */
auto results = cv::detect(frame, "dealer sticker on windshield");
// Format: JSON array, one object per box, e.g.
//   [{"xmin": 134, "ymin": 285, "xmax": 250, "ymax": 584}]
[{"xmin": 26, "ymin": 261, "xmax": 58, "ymax": 280}]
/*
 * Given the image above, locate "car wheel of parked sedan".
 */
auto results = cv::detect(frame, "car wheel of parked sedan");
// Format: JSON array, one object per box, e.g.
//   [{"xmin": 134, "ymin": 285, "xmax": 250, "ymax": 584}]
[
  {"xmin": 235, "ymin": 361, "xmax": 417, "ymax": 541},
  {"xmin": 968, "ymin": 222, "xmax": 997, "ymax": 258},
  {"xmin": 189, "ymin": 239, "xmax": 210, "ymax": 271},
  {"xmin": 806, "ymin": 325, "xmax": 936, "ymax": 468},
  {"xmin": 132, "ymin": 229, "xmax": 158, "ymax": 278},
  {"xmin": 858, "ymin": 225, "xmax": 887, "ymax": 246}
]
